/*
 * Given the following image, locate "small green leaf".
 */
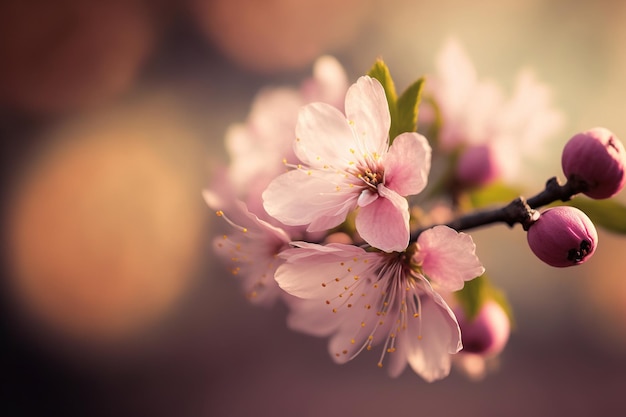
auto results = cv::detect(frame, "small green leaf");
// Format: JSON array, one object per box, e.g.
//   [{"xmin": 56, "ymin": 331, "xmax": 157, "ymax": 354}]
[
  {"xmin": 392, "ymin": 77, "xmax": 425, "ymax": 139},
  {"xmin": 455, "ymin": 274, "xmax": 486, "ymax": 320},
  {"xmin": 469, "ymin": 182, "xmax": 522, "ymax": 208},
  {"xmin": 566, "ymin": 197, "xmax": 626, "ymax": 234}
]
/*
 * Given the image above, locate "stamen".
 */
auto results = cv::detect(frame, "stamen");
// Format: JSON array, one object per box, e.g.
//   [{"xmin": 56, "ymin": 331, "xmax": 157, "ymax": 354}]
[{"xmin": 215, "ymin": 210, "xmax": 248, "ymax": 233}]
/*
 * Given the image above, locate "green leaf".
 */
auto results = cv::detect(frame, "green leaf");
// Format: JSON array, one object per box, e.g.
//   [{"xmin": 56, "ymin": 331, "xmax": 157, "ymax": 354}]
[
  {"xmin": 455, "ymin": 274, "xmax": 486, "ymax": 320},
  {"xmin": 566, "ymin": 197, "xmax": 626, "ymax": 234},
  {"xmin": 455, "ymin": 274, "xmax": 515, "ymax": 326},
  {"xmin": 392, "ymin": 77, "xmax": 425, "ymax": 140},
  {"xmin": 469, "ymin": 182, "xmax": 522, "ymax": 208},
  {"xmin": 367, "ymin": 59, "xmax": 398, "ymax": 124}
]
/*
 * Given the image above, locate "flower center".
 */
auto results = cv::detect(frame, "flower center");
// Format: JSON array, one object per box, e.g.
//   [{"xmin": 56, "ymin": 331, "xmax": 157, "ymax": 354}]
[{"xmin": 361, "ymin": 168, "xmax": 383, "ymax": 187}]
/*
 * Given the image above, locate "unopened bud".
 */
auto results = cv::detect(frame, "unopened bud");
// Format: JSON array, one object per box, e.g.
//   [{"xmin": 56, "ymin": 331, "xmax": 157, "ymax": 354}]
[
  {"xmin": 527, "ymin": 206, "xmax": 597, "ymax": 267},
  {"xmin": 456, "ymin": 301, "xmax": 510, "ymax": 356},
  {"xmin": 455, "ymin": 144, "xmax": 500, "ymax": 188},
  {"xmin": 562, "ymin": 127, "xmax": 626, "ymax": 199}
]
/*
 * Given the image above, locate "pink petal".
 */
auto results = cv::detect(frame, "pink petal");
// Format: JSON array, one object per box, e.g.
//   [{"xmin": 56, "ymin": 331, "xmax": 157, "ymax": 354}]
[
  {"xmin": 294, "ymin": 102, "xmax": 357, "ymax": 168},
  {"xmin": 275, "ymin": 242, "xmax": 370, "ymax": 299},
  {"xmin": 384, "ymin": 132, "xmax": 432, "ymax": 196},
  {"xmin": 344, "ymin": 76, "xmax": 390, "ymax": 157},
  {"xmin": 405, "ymin": 278, "xmax": 462, "ymax": 382},
  {"xmin": 262, "ymin": 168, "xmax": 358, "ymax": 230},
  {"xmin": 414, "ymin": 226, "xmax": 485, "ymax": 292},
  {"xmin": 286, "ymin": 297, "xmax": 340, "ymax": 337},
  {"xmin": 355, "ymin": 186, "xmax": 409, "ymax": 252}
]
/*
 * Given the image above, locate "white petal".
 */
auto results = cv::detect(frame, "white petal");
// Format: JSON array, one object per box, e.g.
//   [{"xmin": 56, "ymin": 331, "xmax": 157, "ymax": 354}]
[
  {"xmin": 294, "ymin": 102, "xmax": 357, "ymax": 168},
  {"xmin": 344, "ymin": 76, "xmax": 390, "ymax": 157},
  {"xmin": 262, "ymin": 168, "xmax": 358, "ymax": 229}
]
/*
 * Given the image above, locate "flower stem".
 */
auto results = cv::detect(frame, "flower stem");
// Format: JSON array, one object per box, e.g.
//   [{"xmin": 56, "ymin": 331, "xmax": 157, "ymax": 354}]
[{"xmin": 411, "ymin": 176, "xmax": 585, "ymax": 240}]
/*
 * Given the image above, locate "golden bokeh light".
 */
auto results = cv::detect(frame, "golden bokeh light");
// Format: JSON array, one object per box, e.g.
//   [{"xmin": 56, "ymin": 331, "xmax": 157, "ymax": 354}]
[{"xmin": 4, "ymin": 100, "xmax": 208, "ymax": 343}]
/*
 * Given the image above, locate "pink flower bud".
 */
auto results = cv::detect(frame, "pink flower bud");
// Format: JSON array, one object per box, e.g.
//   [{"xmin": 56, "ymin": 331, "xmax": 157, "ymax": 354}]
[
  {"xmin": 561, "ymin": 127, "xmax": 626, "ymax": 199},
  {"xmin": 527, "ymin": 206, "xmax": 598, "ymax": 267},
  {"xmin": 455, "ymin": 144, "xmax": 500, "ymax": 188},
  {"xmin": 456, "ymin": 301, "xmax": 510, "ymax": 356}
]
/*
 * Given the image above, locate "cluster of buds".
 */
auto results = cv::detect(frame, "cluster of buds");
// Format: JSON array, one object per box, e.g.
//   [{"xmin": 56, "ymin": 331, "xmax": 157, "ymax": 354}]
[{"xmin": 526, "ymin": 128, "xmax": 625, "ymax": 267}]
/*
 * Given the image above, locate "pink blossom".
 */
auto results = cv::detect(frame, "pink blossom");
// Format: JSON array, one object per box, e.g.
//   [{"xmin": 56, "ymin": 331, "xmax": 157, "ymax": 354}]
[
  {"xmin": 225, "ymin": 56, "xmax": 348, "ymax": 200},
  {"xmin": 263, "ymin": 76, "xmax": 432, "ymax": 253},
  {"xmin": 204, "ymin": 192, "xmax": 292, "ymax": 306},
  {"xmin": 423, "ymin": 38, "xmax": 564, "ymax": 184},
  {"xmin": 275, "ymin": 226, "xmax": 484, "ymax": 381}
]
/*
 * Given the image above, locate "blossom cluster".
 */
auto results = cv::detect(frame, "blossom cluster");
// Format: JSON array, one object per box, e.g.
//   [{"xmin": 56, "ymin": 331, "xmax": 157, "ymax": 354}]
[{"xmin": 205, "ymin": 42, "xmax": 626, "ymax": 381}]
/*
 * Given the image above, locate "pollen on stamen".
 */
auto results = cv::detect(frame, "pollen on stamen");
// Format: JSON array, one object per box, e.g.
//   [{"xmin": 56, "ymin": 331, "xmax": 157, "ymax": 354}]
[
  {"xmin": 325, "ymin": 300, "xmax": 330, "ymax": 304},
  {"xmin": 216, "ymin": 210, "xmax": 224, "ymax": 217},
  {"xmin": 321, "ymin": 283, "xmax": 327, "ymax": 287},
  {"xmin": 377, "ymin": 362, "xmax": 383, "ymax": 368},
  {"xmin": 332, "ymin": 308, "xmax": 337, "ymax": 313},
  {"xmin": 361, "ymin": 321, "xmax": 366, "ymax": 327},
  {"xmin": 351, "ymin": 339, "xmax": 355, "ymax": 344},
  {"xmin": 413, "ymin": 313, "xmax": 419, "ymax": 318}
]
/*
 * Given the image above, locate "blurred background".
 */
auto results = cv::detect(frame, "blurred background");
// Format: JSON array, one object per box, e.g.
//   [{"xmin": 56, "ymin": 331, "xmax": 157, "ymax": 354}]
[{"xmin": 1, "ymin": 0, "xmax": 626, "ymax": 416}]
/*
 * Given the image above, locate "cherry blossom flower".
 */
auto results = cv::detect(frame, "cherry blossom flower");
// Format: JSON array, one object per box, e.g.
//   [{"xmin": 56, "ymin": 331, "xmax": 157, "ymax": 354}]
[
  {"xmin": 275, "ymin": 225, "xmax": 484, "ymax": 381},
  {"xmin": 263, "ymin": 75, "xmax": 432, "ymax": 253},
  {"xmin": 423, "ymin": 38, "xmax": 564, "ymax": 185},
  {"xmin": 204, "ymin": 191, "xmax": 292, "ymax": 306}
]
